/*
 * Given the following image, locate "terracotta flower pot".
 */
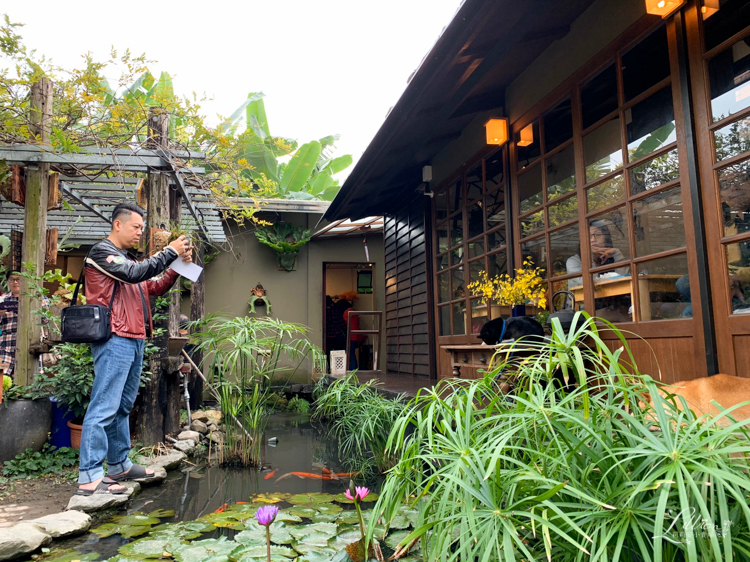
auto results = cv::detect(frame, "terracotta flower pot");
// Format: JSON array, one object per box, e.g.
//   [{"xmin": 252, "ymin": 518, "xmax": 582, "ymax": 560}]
[{"xmin": 68, "ymin": 418, "xmax": 84, "ymax": 449}]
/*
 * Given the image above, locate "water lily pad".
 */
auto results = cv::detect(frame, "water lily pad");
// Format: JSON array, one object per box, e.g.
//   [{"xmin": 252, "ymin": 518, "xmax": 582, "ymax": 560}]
[
  {"xmin": 316, "ymin": 503, "xmax": 343, "ymax": 515},
  {"xmin": 229, "ymin": 544, "xmax": 296, "ymax": 560},
  {"xmin": 274, "ymin": 511, "xmax": 302, "ymax": 523},
  {"xmin": 232, "ymin": 530, "xmax": 267, "ymax": 547},
  {"xmin": 252, "ymin": 493, "xmax": 290, "ymax": 504},
  {"xmin": 90, "ymin": 522, "xmax": 150, "ymax": 539},
  {"xmin": 385, "ymin": 530, "xmax": 412, "ymax": 550},
  {"xmin": 118, "ymin": 537, "xmax": 185, "ymax": 559},
  {"xmin": 195, "ymin": 511, "xmax": 248, "ymax": 529},
  {"xmin": 113, "ymin": 514, "xmax": 161, "ymax": 526},
  {"xmin": 286, "ymin": 505, "xmax": 317, "ymax": 518},
  {"xmin": 150, "ymin": 521, "xmax": 215, "ymax": 540},
  {"xmin": 333, "ymin": 492, "xmax": 378, "ymax": 504},
  {"xmin": 336, "ymin": 510, "xmax": 367, "ymax": 526},
  {"xmin": 287, "ymin": 493, "xmax": 335, "ymax": 504},
  {"xmin": 172, "ymin": 537, "xmax": 237, "ymax": 562},
  {"xmin": 33, "ymin": 549, "xmax": 100, "ymax": 562},
  {"xmin": 311, "ymin": 512, "xmax": 339, "ymax": 523},
  {"xmin": 147, "ymin": 509, "xmax": 176, "ymax": 518},
  {"xmin": 388, "ymin": 513, "xmax": 411, "ymax": 530},
  {"xmin": 328, "ymin": 528, "xmax": 364, "ymax": 551},
  {"xmin": 297, "ymin": 550, "xmax": 338, "ymax": 562},
  {"xmin": 400, "ymin": 508, "xmax": 420, "ymax": 528}
]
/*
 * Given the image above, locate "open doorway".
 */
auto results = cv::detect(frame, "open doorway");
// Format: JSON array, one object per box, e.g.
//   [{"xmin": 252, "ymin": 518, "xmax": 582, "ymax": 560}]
[{"xmin": 323, "ymin": 262, "xmax": 377, "ymax": 371}]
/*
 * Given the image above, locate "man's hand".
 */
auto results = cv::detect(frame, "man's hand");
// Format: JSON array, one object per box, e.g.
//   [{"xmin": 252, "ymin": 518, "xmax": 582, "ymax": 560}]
[
  {"xmin": 182, "ymin": 246, "xmax": 193, "ymax": 263},
  {"xmin": 168, "ymin": 235, "xmax": 190, "ymax": 255}
]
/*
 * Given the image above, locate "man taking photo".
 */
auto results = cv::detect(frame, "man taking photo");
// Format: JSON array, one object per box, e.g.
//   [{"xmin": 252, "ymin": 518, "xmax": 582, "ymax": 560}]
[{"xmin": 77, "ymin": 202, "xmax": 191, "ymax": 496}]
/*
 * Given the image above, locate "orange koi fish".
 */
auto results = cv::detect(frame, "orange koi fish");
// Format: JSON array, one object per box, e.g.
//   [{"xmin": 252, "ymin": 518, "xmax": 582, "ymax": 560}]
[
  {"xmin": 214, "ymin": 502, "xmax": 229, "ymax": 513},
  {"xmin": 264, "ymin": 470, "xmax": 277, "ymax": 480}
]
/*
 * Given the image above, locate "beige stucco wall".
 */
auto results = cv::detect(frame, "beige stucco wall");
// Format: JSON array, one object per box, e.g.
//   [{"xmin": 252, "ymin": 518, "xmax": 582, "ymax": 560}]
[
  {"xmin": 431, "ymin": 0, "xmax": 646, "ymax": 187},
  {"xmin": 200, "ymin": 212, "xmax": 385, "ymax": 381}
]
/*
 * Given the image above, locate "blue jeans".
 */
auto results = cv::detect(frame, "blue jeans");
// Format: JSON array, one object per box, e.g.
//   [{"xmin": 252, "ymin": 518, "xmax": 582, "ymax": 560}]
[
  {"xmin": 78, "ymin": 335, "xmax": 144, "ymax": 484},
  {"xmin": 349, "ymin": 341, "xmax": 358, "ymax": 370}
]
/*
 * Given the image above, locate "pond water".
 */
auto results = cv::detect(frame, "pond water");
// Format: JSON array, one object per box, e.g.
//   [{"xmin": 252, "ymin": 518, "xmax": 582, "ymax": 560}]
[{"xmin": 52, "ymin": 413, "xmax": 385, "ymax": 560}]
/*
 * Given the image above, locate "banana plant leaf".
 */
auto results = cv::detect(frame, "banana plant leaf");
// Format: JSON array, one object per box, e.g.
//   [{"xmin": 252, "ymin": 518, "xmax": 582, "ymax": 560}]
[
  {"xmin": 279, "ymin": 141, "xmax": 321, "ymax": 193},
  {"xmin": 630, "ymin": 122, "xmax": 675, "ymax": 161}
]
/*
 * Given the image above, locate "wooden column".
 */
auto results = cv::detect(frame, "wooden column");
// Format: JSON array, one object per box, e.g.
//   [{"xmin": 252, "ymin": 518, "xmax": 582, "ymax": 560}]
[
  {"xmin": 16, "ymin": 78, "xmax": 52, "ymax": 385},
  {"xmin": 188, "ymin": 239, "xmax": 205, "ymax": 410},
  {"xmin": 137, "ymin": 107, "xmax": 174, "ymax": 445},
  {"xmin": 163, "ymin": 186, "xmax": 182, "ymax": 435}
]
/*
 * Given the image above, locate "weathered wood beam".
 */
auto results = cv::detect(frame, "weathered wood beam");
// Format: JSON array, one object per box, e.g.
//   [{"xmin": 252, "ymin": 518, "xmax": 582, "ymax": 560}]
[
  {"xmin": 4, "ymin": 144, "xmax": 205, "ymax": 159},
  {"xmin": 60, "ymin": 182, "xmax": 112, "ymax": 223},
  {"xmin": 16, "ymin": 78, "xmax": 52, "ymax": 385},
  {"xmin": 167, "ymin": 166, "xmax": 210, "ymax": 241},
  {"xmin": 188, "ymin": 238, "xmax": 205, "ymax": 410}
]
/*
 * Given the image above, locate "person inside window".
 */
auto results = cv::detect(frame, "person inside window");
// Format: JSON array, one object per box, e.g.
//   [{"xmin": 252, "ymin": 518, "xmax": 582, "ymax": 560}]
[
  {"xmin": 566, "ymin": 220, "xmax": 630, "ymax": 285},
  {"xmin": 343, "ymin": 302, "xmax": 366, "ymax": 371}
]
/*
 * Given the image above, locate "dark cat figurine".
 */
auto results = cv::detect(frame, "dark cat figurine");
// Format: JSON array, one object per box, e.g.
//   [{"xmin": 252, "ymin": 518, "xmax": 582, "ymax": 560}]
[{"xmin": 477, "ymin": 316, "xmax": 545, "ymax": 345}]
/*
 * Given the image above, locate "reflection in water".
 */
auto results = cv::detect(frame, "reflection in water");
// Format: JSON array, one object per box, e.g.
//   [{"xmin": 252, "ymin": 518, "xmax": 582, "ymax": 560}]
[{"xmin": 57, "ymin": 413, "xmax": 367, "ymax": 558}]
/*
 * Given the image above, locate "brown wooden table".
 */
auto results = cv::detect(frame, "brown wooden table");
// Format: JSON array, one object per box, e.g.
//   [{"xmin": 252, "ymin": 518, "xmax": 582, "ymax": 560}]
[
  {"xmin": 440, "ymin": 344, "xmax": 502, "ymax": 379},
  {"xmin": 569, "ymin": 274, "xmax": 681, "ymax": 320}
]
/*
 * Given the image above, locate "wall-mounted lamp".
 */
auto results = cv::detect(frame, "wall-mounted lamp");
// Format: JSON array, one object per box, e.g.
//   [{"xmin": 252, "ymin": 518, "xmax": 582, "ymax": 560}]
[
  {"xmin": 517, "ymin": 124, "xmax": 534, "ymax": 147},
  {"xmin": 421, "ymin": 165, "xmax": 434, "ymax": 198},
  {"xmin": 702, "ymin": 0, "xmax": 719, "ymax": 19},
  {"xmin": 484, "ymin": 118, "xmax": 509, "ymax": 146},
  {"xmin": 644, "ymin": 0, "xmax": 686, "ymax": 18}
]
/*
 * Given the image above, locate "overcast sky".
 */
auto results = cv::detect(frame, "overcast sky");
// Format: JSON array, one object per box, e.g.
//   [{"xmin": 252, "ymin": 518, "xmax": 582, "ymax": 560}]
[{"xmin": 4, "ymin": 1, "xmax": 462, "ymax": 178}]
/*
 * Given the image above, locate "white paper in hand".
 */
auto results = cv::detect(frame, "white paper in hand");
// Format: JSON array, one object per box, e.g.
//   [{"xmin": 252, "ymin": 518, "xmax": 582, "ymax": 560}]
[{"xmin": 170, "ymin": 256, "xmax": 203, "ymax": 282}]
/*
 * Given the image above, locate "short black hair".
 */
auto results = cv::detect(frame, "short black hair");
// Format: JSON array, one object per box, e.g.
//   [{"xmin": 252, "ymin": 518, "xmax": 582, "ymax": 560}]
[
  {"xmin": 111, "ymin": 202, "xmax": 145, "ymax": 225},
  {"xmin": 5, "ymin": 270, "xmax": 20, "ymax": 281}
]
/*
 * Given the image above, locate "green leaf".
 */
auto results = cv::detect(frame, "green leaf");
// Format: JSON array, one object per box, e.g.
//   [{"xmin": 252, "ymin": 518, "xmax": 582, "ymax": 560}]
[
  {"xmin": 118, "ymin": 537, "xmax": 185, "ymax": 559},
  {"xmin": 229, "ymin": 544, "xmax": 296, "ymax": 560},
  {"xmin": 171, "ymin": 537, "xmax": 237, "ymax": 562},
  {"xmin": 147, "ymin": 509, "xmax": 176, "ymax": 518},
  {"xmin": 113, "ymin": 514, "xmax": 161, "ymax": 526},
  {"xmin": 325, "ymin": 154, "xmax": 353, "ymax": 176},
  {"xmin": 287, "ymin": 492, "xmax": 335, "ymax": 505},
  {"xmin": 286, "ymin": 505, "xmax": 317, "ymax": 519},
  {"xmin": 279, "ymin": 141, "xmax": 321, "ymax": 192},
  {"xmin": 32, "ymin": 549, "xmax": 100, "ymax": 562}
]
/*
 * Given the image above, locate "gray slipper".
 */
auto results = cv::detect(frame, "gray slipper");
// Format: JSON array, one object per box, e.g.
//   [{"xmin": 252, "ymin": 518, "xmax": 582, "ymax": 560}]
[
  {"xmin": 76, "ymin": 477, "xmax": 127, "ymax": 496},
  {"xmin": 109, "ymin": 464, "xmax": 156, "ymax": 482}
]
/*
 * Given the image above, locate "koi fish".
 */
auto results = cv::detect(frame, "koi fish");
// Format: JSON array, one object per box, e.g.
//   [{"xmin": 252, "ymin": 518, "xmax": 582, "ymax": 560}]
[
  {"xmin": 264, "ymin": 470, "xmax": 276, "ymax": 480},
  {"xmin": 276, "ymin": 471, "xmax": 327, "ymax": 481},
  {"xmin": 214, "ymin": 502, "xmax": 229, "ymax": 513},
  {"xmin": 236, "ymin": 501, "xmax": 248, "ymax": 505}
]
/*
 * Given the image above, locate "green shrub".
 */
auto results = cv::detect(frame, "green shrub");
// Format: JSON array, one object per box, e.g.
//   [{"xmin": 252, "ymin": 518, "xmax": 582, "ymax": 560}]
[
  {"xmin": 286, "ymin": 395, "xmax": 310, "ymax": 413},
  {"xmin": 2, "ymin": 444, "xmax": 78, "ymax": 479},
  {"xmin": 313, "ymin": 373, "xmax": 405, "ymax": 474},
  {"xmin": 372, "ymin": 312, "xmax": 750, "ymax": 561}
]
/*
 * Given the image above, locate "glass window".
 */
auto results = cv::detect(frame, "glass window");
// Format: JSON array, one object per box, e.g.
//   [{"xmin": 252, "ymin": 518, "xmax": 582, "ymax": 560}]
[
  {"xmin": 468, "ymin": 238, "xmax": 485, "ymax": 258},
  {"xmin": 450, "ymin": 214, "xmax": 464, "ymax": 247},
  {"xmin": 486, "ymin": 188, "xmax": 506, "ymax": 229},
  {"xmin": 487, "ymin": 228, "xmax": 506, "ymax": 252},
  {"xmin": 581, "ymin": 64, "xmax": 618, "ymax": 130},
  {"xmin": 437, "ymin": 222, "xmax": 449, "ymax": 253},
  {"xmin": 630, "ymin": 149, "xmax": 680, "ymax": 194},
  {"xmin": 544, "ymin": 98, "xmax": 573, "ymax": 152},
  {"xmin": 449, "ymin": 179, "xmax": 463, "ymax": 213},
  {"xmin": 549, "ymin": 224, "xmax": 581, "ymax": 278},
  {"xmin": 715, "ymin": 115, "xmax": 750, "ymax": 162},
  {"xmin": 587, "ymin": 174, "xmax": 625, "ymax": 212},
  {"xmin": 435, "ymin": 188, "xmax": 448, "ymax": 221},
  {"xmin": 548, "ymin": 195, "xmax": 578, "ymax": 228},
  {"xmin": 593, "ymin": 269, "xmax": 633, "ymax": 323},
  {"xmin": 518, "ymin": 165, "xmax": 543, "ymax": 213},
  {"xmin": 725, "ymin": 238, "xmax": 750, "ymax": 314},
  {"xmin": 470, "ymin": 299, "xmax": 488, "ymax": 335},
  {"xmin": 452, "ymin": 247, "xmax": 464, "ymax": 266},
  {"xmin": 584, "ymin": 116, "xmax": 623, "ymax": 181},
  {"xmin": 622, "ymin": 26, "xmax": 670, "ymax": 102},
  {"xmin": 466, "ymin": 163, "xmax": 483, "ymax": 202},
  {"xmin": 552, "ymin": 279, "xmax": 582, "ymax": 306},
  {"xmin": 469, "ymin": 259, "xmax": 485, "ymax": 286},
  {"xmin": 452, "ymin": 301, "xmax": 466, "ymax": 335},
  {"xmin": 467, "ymin": 202, "xmax": 484, "ymax": 239},
  {"xmin": 626, "ymin": 87, "xmax": 676, "ymax": 161},
  {"xmin": 437, "ymin": 253, "xmax": 449, "ymax": 271},
  {"xmin": 717, "ymin": 160, "xmax": 750, "ymax": 237},
  {"xmin": 452, "ymin": 267, "xmax": 465, "ymax": 300},
  {"xmin": 488, "ymin": 251, "xmax": 508, "ymax": 278},
  {"xmin": 438, "ymin": 272, "xmax": 450, "ymax": 303},
  {"xmin": 708, "ymin": 39, "xmax": 750, "ymax": 122},
  {"xmin": 521, "ymin": 209, "xmax": 545, "ymax": 238},
  {"xmin": 485, "ymin": 150, "xmax": 505, "ymax": 191},
  {"xmin": 636, "ymin": 253, "xmax": 690, "ymax": 321},
  {"xmin": 516, "ymin": 121, "xmax": 541, "ymax": 171},
  {"xmin": 703, "ymin": 0, "xmax": 750, "ymax": 52},
  {"xmin": 521, "ymin": 236, "xmax": 548, "ymax": 279},
  {"xmin": 589, "ymin": 209, "xmax": 631, "ymax": 265},
  {"xmin": 632, "ymin": 185, "xmax": 685, "ymax": 257},
  {"xmin": 546, "ymin": 144, "xmax": 577, "ymax": 199},
  {"xmin": 439, "ymin": 305, "xmax": 450, "ymax": 336}
]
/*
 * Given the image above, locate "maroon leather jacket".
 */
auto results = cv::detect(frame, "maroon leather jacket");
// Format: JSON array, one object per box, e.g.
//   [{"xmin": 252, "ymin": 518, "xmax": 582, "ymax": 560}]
[{"xmin": 84, "ymin": 239, "xmax": 180, "ymax": 340}]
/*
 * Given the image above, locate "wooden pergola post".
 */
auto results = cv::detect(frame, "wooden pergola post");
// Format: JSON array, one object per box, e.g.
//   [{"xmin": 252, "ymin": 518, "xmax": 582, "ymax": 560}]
[
  {"xmin": 188, "ymin": 238, "xmax": 205, "ymax": 409},
  {"xmin": 16, "ymin": 78, "xmax": 52, "ymax": 385}
]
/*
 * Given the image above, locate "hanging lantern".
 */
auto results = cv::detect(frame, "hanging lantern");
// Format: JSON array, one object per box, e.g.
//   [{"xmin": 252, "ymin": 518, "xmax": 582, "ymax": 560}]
[
  {"xmin": 517, "ymin": 124, "xmax": 534, "ymax": 147},
  {"xmin": 484, "ymin": 118, "xmax": 509, "ymax": 146},
  {"xmin": 644, "ymin": 0, "xmax": 686, "ymax": 18},
  {"xmin": 702, "ymin": 0, "xmax": 719, "ymax": 19}
]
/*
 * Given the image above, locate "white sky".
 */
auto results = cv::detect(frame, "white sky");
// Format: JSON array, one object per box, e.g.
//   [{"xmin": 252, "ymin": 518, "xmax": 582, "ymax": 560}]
[{"xmin": 4, "ymin": 0, "xmax": 462, "ymax": 179}]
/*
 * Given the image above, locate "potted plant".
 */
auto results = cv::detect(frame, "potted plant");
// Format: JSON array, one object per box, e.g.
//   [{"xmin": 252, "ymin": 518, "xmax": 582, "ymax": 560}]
[
  {"xmin": 30, "ymin": 342, "xmax": 94, "ymax": 448},
  {"xmin": 467, "ymin": 258, "xmax": 547, "ymax": 317},
  {"xmin": 0, "ymin": 376, "xmax": 53, "ymax": 462},
  {"xmin": 254, "ymin": 223, "xmax": 311, "ymax": 272}
]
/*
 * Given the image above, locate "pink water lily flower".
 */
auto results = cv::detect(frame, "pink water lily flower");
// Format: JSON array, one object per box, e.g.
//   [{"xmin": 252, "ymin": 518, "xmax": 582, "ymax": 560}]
[
  {"xmin": 344, "ymin": 486, "xmax": 370, "ymax": 502},
  {"xmin": 255, "ymin": 505, "xmax": 279, "ymax": 526}
]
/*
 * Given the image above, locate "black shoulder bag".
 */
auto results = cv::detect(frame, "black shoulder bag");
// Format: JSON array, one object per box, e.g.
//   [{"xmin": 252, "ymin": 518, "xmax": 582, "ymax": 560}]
[{"xmin": 60, "ymin": 265, "xmax": 118, "ymax": 344}]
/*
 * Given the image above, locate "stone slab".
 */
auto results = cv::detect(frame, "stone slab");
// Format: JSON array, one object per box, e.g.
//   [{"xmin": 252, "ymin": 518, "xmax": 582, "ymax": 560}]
[
  {"xmin": 138, "ymin": 451, "xmax": 186, "ymax": 471},
  {"xmin": 29, "ymin": 511, "xmax": 91, "ymax": 538},
  {"xmin": 0, "ymin": 523, "xmax": 51, "ymax": 560},
  {"xmin": 177, "ymin": 430, "xmax": 201, "ymax": 442},
  {"xmin": 172, "ymin": 440, "xmax": 196, "ymax": 455},
  {"xmin": 189, "ymin": 420, "xmax": 208, "ymax": 434},
  {"xmin": 137, "ymin": 466, "xmax": 167, "ymax": 486}
]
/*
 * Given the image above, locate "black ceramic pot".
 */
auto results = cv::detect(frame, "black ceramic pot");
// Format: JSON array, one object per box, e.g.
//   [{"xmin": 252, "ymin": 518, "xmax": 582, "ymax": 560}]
[{"xmin": 0, "ymin": 398, "xmax": 52, "ymax": 462}]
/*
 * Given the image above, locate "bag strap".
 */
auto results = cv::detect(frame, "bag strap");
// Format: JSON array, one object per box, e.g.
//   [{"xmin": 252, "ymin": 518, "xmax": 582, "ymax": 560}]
[{"xmin": 71, "ymin": 254, "xmax": 119, "ymax": 310}]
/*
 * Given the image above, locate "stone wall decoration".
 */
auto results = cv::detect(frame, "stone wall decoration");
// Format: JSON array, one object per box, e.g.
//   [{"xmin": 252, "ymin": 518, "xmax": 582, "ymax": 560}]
[{"xmin": 248, "ymin": 283, "xmax": 272, "ymax": 314}]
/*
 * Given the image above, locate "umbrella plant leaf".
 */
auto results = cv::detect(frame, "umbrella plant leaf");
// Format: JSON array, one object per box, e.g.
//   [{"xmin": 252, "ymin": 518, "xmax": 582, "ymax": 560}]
[
  {"xmin": 171, "ymin": 537, "xmax": 237, "ymax": 562},
  {"xmin": 288, "ymin": 493, "xmax": 335, "ymax": 504},
  {"xmin": 147, "ymin": 509, "xmax": 176, "ymax": 519}
]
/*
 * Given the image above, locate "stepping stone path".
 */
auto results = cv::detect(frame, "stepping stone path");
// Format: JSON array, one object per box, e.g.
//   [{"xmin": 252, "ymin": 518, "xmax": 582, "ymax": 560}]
[
  {"xmin": 0, "ymin": 522, "xmax": 51, "ymax": 561},
  {"xmin": 66, "ymin": 481, "xmax": 139, "ymax": 513},
  {"xmin": 29, "ymin": 511, "xmax": 91, "ymax": 538}
]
